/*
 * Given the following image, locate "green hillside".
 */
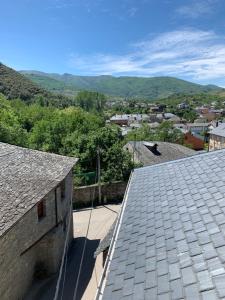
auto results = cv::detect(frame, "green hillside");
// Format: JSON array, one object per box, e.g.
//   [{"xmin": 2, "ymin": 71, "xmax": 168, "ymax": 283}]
[
  {"xmin": 21, "ymin": 70, "xmax": 223, "ymax": 100},
  {"xmin": 0, "ymin": 63, "xmax": 74, "ymax": 106}
]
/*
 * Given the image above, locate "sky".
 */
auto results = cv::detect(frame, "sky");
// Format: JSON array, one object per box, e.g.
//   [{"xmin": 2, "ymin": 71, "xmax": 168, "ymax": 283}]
[{"xmin": 1, "ymin": 0, "xmax": 225, "ymax": 86}]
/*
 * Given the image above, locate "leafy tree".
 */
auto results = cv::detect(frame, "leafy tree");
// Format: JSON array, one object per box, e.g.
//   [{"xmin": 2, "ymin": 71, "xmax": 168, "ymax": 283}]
[
  {"xmin": 0, "ymin": 94, "xmax": 27, "ymax": 146},
  {"xmin": 75, "ymin": 90, "xmax": 106, "ymax": 112},
  {"xmin": 125, "ymin": 121, "xmax": 183, "ymax": 143}
]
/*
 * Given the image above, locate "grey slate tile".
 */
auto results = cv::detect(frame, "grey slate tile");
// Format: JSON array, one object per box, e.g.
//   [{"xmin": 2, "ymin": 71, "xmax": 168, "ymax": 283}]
[
  {"xmin": 169, "ymin": 263, "xmax": 181, "ymax": 281},
  {"xmin": 197, "ymin": 270, "xmax": 214, "ymax": 292},
  {"xmin": 192, "ymin": 254, "xmax": 207, "ymax": 272},
  {"xmin": 144, "ymin": 287, "xmax": 157, "ymax": 299},
  {"xmin": 213, "ymin": 274, "xmax": 225, "ymax": 298},
  {"xmin": 157, "ymin": 259, "xmax": 168, "ymax": 276},
  {"xmin": 202, "ymin": 243, "xmax": 218, "ymax": 260},
  {"xmin": 189, "ymin": 241, "xmax": 202, "ymax": 257},
  {"xmin": 211, "ymin": 233, "xmax": 225, "ymax": 248},
  {"xmin": 122, "ymin": 278, "xmax": 134, "ymax": 297},
  {"xmin": 157, "ymin": 274, "xmax": 170, "ymax": 295},
  {"xmin": 201, "ymin": 290, "xmax": 219, "ymax": 300},
  {"xmin": 184, "ymin": 283, "xmax": 200, "ymax": 300},
  {"xmin": 134, "ymin": 267, "xmax": 145, "ymax": 284},
  {"xmin": 124, "ymin": 263, "xmax": 135, "ymax": 280},
  {"xmin": 181, "ymin": 267, "xmax": 197, "ymax": 286},
  {"xmin": 171, "ymin": 278, "xmax": 184, "ymax": 299},
  {"xmin": 145, "ymin": 270, "xmax": 157, "ymax": 289},
  {"xmin": 112, "ymin": 274, "xmax": 124, "ymax": 291},
  {"xmin": 158, "ymin": 293, "xmax": 171, "ymax": 300},
  {"xmin": 145, "ymin": 257, "xmax": 156, "ymax": 272},
  {"xmin": 132, "ymin": 282, "xmax": 145, "ymax": 300},
  {"xmin": 179, "ymin": 252, "xmax": 192, "ymax": 268}
]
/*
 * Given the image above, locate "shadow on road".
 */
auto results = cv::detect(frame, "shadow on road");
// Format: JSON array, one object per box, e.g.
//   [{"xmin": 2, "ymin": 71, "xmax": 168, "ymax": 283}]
[
  {"xmin": 60, "ymin": 237, "xmax": 100, "ymax": 300},
  {"xmin": 25, "ymin": 238, "xmax": 100, "ymax": 300}
]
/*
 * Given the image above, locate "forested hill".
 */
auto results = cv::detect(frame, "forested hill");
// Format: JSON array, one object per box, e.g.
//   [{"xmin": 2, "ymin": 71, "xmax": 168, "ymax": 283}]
[
  {"xmin": 0, "ymin": 63, "xmax": 73, "ymax": 106},
  {"xmin": 21, "ymin": 70, "xmax": 222, "ymax": 100}
]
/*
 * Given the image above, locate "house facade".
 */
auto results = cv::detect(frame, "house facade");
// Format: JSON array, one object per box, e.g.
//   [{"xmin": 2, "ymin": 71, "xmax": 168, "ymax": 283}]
[
  {"xmin": 185, "ymin": 123, "xmax": 209, "ymax": 134},
  {"xmin": 209, "ymin": 123, "xmax": 225, "ymax": 151},
  {"xmin": 0, "ymin": 142, "xmax": 77, "ymax": 300}
]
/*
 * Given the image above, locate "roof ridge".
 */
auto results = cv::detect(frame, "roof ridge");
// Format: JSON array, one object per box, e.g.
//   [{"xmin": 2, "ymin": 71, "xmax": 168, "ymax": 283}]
[{"xmin": 134, "ymin": 148, "xmax": 225, "ymax": 172}]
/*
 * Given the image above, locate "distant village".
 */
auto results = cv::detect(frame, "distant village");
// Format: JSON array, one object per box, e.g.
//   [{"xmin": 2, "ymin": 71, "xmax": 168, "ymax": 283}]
[{"xmin": 108, "ymin": 100, "xmax": 225, "ymax": 152}]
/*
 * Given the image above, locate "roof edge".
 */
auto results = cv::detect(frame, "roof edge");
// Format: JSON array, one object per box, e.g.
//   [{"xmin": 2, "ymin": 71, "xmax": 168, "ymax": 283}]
[
  {"xmin": 95, "ymin": 172, "xmax": 134, "ymax": 300},
  {"xmin": 132, "ymin": 148, "xmax": 225, "ymax": 172}
]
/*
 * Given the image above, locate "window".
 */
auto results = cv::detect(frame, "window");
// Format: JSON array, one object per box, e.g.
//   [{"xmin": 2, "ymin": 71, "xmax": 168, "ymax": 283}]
[
  {"xmin": 37, "ymin": 200, "xmax": 46, "ymax": 221},
  {"xmin": 61, "ymin": 180, "xmax": 66, "ymax": 200}
]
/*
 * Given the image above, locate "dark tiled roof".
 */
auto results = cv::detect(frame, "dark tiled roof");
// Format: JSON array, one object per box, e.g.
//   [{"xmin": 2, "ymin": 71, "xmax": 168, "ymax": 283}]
[
  {"xmin": 100, "ymin": 149, "xmax": 225, "ymax": 300},
  {"xmin": 0, "ymin": 142, "xmax": 77, "ymax": 237},
  {"xmin": 125, "ymin": 141, "xmax": 196, "ymax": 166}
]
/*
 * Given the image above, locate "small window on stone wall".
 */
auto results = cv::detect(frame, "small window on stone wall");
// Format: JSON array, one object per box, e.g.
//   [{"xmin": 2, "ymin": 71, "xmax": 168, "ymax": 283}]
[
  {"xmin": 37, "ymin": 200, "xmax": 46, "ymax": 221},
  {"xmin": 61, "ymin": 180, "xmax": 66, "ymax": 200}
]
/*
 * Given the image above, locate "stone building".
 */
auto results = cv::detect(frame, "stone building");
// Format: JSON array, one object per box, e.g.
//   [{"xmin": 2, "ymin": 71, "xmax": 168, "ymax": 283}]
[
  {"xmin": 0, "ymin": 142, "xmax": 77, "ymax": 300},
  {"xmin": 209, "ymin": 123, "xmax": 225, "ymax": 151}
]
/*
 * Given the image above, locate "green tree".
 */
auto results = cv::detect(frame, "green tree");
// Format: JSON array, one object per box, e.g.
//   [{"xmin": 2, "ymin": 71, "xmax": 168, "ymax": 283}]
[{"xmin": 75, "ymin": 91, "xmax": 106, "ymax": 112}]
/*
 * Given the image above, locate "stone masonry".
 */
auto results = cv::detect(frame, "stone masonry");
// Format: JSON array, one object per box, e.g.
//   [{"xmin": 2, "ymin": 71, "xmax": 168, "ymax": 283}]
[{"xmin": 0, "ymin": 143, "xmax": 77, "ymax": 300}]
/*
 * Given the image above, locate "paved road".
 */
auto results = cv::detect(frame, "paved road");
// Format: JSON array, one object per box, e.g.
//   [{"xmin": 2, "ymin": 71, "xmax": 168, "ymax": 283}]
[{"xmin": 25, "ymin": 204, "xmax": 121, "ymax": 300}]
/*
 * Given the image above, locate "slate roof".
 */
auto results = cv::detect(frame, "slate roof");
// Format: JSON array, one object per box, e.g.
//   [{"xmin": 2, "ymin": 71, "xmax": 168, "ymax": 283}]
[
  {"xmin": 98, "ymin": 149, "xmax": 225, "ymax": 300},
  {"xmin": 94, "ymin": 220, "xmax": 117, "ymax": 258},
  {"xmin": 186, "ymin": 123, "xmax": 210, "ymax": 128},
  {"xmin": 124, "ymin": 141, "xmax": 196, "ymax": 166},
  {"xmin": 210, "ymin": 123, "xmax": 225, "ymax": 138},
  {"xmin": 110, "ymin": 114, "xmax": 149, "ymax": 122},
  {"xmin": 0, "ymin": 142, "xmax": 77, "ymax": 237}
]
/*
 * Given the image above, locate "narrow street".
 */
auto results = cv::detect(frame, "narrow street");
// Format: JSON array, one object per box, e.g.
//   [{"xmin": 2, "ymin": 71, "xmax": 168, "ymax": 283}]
[{"xmin": 25, "ymin": 204, "xmax": 121, "ymax": 300}]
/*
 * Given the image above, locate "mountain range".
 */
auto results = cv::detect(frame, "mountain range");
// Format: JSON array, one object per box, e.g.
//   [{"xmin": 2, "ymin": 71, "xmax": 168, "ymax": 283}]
[
  {"xmin": 0, "ymin": 63, "xmax": 72, "ymax": 106},
  {"xmin": 20, "ymin": 70, "xmax": 223, "ymax": 100},
  {"xmin": 0, "ymin": 62, "xmax": 223, "ymax": 103}
]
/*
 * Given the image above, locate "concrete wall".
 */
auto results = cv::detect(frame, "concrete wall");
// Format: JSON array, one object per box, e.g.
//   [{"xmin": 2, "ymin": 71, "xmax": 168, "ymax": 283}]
[
  {"xmin": 209, "ymin": 134, "xmax": 225, "ymax": 151},
  {"xmin": 73, "ymin": 181, "xmax": 127, "ymax": 207},
  {"xmin": 0, "ymin": 171, "xmax": 74, "ymax": 300}
]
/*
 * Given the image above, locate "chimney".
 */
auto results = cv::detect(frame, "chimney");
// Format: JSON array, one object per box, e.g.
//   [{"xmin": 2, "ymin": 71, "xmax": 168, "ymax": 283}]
[{"xmin": 143, "ymin": 142, "xmax": 158, "ymax": 151}]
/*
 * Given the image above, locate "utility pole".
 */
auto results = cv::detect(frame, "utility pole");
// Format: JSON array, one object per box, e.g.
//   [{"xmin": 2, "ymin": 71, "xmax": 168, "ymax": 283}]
[
  {"xmin": 133, "ymin": 133, "xmax": 136, "ymax": 169},
  {"xmin": 97, "ymin": 146, "xmax": 102, "ymax": 204}
]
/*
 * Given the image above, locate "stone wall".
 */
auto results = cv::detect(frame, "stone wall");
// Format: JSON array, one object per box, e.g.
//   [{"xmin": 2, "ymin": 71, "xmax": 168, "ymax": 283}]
[
  {"xmin": 73, "ymin": 181, "xmax": 127, "ymax": 207},
  {"xmin": 209, "ymin": 134, "xmax": 225, "ymax": 151},
  {"xmin": 0, "ymin": 171, "xmax": 74, "ymax": 300}
]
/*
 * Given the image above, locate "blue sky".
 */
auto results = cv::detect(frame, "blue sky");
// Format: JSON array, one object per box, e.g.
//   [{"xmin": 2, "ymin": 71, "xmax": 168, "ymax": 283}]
[{"xmin": 1, "ymin": 0, "xmax": 225, "ymax": 86}]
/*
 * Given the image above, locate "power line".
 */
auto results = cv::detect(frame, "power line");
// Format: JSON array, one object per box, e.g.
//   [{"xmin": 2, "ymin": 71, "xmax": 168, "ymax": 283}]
[
  {"xmin": 72, "ymin": 152, "xmax": 98, "ymax": 300},
  {"xmin": 102, "ymin": 205, "xmax": 118, "ymax": 214}
]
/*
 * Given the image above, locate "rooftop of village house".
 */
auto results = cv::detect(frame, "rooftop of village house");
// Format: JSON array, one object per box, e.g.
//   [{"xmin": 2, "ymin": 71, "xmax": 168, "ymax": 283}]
[
  {"xmin": 0, "ymin": 142, "xmax": 77, "ymax": 237},
  {"xmin": 99, "ymin": 149, "xmax": 225, "ymax": 299},
  {"xmin": 124, "ymin": 141, "xmax": 196, "ymax": 166}
]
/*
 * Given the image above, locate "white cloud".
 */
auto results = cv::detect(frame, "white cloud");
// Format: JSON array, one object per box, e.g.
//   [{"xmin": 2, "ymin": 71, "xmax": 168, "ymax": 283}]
[
  {"xmin": 69, "ymin": 29, "xmax": 225, "ymax": 84},
  {"xmin": 127, "ymin": 7, "xmax": 138, "ymax": 17},
  {"xmin": 176, "ymin": 0, "xmax": 217, "ymax": 19}
]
